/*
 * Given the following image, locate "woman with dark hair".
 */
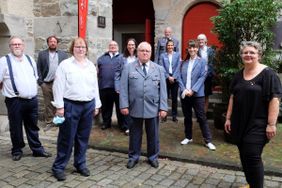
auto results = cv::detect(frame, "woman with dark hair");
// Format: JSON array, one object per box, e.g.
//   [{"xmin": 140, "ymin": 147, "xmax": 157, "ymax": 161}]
[
  {"xmin": 178, "ymin": 39, "xmax": 216, "ymax": 150},
  {"xmin": 123, "ymin": 38, "xmax": 137, "ymax": 62},
  {"xmin": 159, "ymin": 39, "xmax": 181, "ymax": 122},
  {"xmin": 51, "ymin": 37, "xmax": 101, "ymax": 181},
  {"xmin": 115, "ymin": 38, "xmax": 138, "ymax": 135},
  {"xmin": 224, "ymin": 41, "xmax": 282, "ymax": 188}
]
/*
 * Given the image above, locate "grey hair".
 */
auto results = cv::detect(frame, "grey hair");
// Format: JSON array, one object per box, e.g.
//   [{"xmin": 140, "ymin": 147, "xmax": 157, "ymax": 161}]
[
  {"xmin": 9, "ymin": 36, "xmax": 24, "ymax": 44},
  {"xmin": 240, "ymin": 41, "xmax": 263, "ymax": 57}
]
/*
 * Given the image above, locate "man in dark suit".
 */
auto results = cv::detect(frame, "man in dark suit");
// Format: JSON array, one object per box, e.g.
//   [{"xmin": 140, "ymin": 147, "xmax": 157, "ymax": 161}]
[
  {"xmin": 155, "ymin": 27, "xmax": 179, "ymax": 64},
  {"xmin": 120, "ymin": 42, "xmax": 168, "ymax": 169},
  {"xmin": 37, "ymin": 36, "xmax": 68, "ymax": 124}
]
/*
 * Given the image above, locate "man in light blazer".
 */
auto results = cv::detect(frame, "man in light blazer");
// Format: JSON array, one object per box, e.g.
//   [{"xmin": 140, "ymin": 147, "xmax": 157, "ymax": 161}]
[
  {"xmin": 37, "ymin": 36, "xmax": 68, "ymax": 124},
  {"xmin": 159, "ymin": 39, "xmax": 181, "ymax": 122},
  {"xmin": 120, "ymin": 42, "xmax": 168, "ymax": 169},
  {"xmin": 155, "ymin": 27, "xmax": 179, "ymax": 64}
]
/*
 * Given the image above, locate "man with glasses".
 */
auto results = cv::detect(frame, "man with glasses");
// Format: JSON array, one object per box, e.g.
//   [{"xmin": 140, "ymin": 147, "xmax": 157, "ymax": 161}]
[
  {"xmin": 155, "ymin": 27, "xmax": 179, "ymax": 64},
  {"xmin": 120, "ymin": 42, "xmax": 168, "ymax": 169},
  {"xmin": 197, "ymin": 34, "xmax": 216, "ymax": 113},
  {"xmin": 0, "ymin": 36, "xmax": 51, "ymax": 161},
  {"xmin": 37, "ymin": 36, "xmax": 68, "ymax": 125}
]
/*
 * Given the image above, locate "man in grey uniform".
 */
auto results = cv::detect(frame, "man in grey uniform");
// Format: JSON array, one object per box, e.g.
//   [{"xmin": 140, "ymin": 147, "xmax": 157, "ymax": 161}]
[{"xmin": 120, "ymin": 42, "xmax": 168, "ymax": 169}]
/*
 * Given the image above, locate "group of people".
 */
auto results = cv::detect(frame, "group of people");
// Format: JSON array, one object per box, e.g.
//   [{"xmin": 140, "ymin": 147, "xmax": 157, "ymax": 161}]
[
  {"xmin": 155, "ymin": 27, "xmax": 217, "ymax": 150},
  {"xmin": 0, "ymin": 30, "xmax": 281, "ymax": 187}
]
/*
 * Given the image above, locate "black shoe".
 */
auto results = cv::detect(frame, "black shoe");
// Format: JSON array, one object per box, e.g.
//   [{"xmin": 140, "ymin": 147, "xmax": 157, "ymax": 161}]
[
  {"xmin": 148, "ymin": 160, "xmax": 159, "ymax": 168},
  {"xmin": 77, "ymin": 168, "xmax": 90, "ymax": 177},
  {"xmin": 53, "ymin": 171, "xmax": 66, "ymax": 181},
  {"xmin": 172, "ymin": 117, "xmax": 178, "ymax": 122},
  {"xmin": 12, "ymin": 153, "xmax": 22, "ymax": 161},
  {"xmin": 126, "ymin": 160, "xmax": 138, "ymax": 169},
  {"xmin": 33, "ymin": 151, "xmax": 52, "ymax": 158},
  {"xmin": 101, "ymin": 125, "xmax": 111, "ymax": 130}
]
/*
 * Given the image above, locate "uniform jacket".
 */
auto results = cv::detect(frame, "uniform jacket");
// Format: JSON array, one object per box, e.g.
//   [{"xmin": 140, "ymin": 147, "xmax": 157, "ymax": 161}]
[
  {"xmin": 159, "ymin": 51, "xmax": 181, "ymax": 80},
  {"xmin": 114, "ymin": 54, "xmax": 137, "ymax": 92},
  {"xmin": 37, "ymin": 49, "xmax": 68, "ymax": 85},
  {"xmin": 154, "ymin": 37, "xmax": 179, "ymax": 63},
  {"xmin": 119, "ymin": 60, "xmax": 168, "ymax": 118},
  {"xmin": 178, "ymin": 56, "xmax": 207, "ymax": 97}
]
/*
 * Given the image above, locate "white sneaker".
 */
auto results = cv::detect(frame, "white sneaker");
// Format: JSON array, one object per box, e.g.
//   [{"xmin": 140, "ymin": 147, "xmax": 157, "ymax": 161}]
[
  {"xmin": 206, "ymin": 143, "xmax": 216, "ymax": 150},
  {"xmin": 180, "ymin": 138, "xmax": 193, "ymax": 145},
  {"xmin": 125, "ymin": 129, "xmax": 129, "ymax": 135}
]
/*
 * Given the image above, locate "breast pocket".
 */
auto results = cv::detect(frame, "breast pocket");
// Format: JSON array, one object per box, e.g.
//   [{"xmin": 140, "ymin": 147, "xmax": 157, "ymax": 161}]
[
  {"xmin": 151, "ymin": 75, "xmax": 160, "ymax": 88},
  {"xmin": 66, "ymin": 71, "xmax": 81, "ymax": 85}
]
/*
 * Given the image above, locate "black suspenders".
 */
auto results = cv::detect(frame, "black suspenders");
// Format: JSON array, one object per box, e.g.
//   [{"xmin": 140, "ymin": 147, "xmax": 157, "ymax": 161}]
[{"xmin": 5, "ymin": 55, "xmax": 36, "ymax": 96}]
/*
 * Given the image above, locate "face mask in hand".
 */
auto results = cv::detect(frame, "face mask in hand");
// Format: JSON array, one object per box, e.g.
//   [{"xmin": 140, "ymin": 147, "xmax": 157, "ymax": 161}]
[{"xmin": 52, "ymin": 116, "xmax": 65, "ymax": 125}]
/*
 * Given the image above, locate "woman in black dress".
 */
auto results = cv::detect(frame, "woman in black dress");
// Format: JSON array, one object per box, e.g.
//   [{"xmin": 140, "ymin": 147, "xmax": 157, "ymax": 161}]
[{"xmin": 224, "ymin": 41, "xmax": 282, "ymax": 188}]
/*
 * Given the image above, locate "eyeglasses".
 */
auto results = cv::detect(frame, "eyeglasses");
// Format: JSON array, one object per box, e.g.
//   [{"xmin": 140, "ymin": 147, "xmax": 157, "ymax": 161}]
[
  {"xmin": 242, "ymin": 51, "xmax": 257, "ymax": 55},
  {"xmin": 74, "ymin": 46, "xmax": 86, "ymax": 49},
  {"xmin": 10, "ymin": 43, "xmax": 23, "ymax": 47},
  {"xmin": 138, "ymin": 49, "xmax": 151, "ymax": 53}
]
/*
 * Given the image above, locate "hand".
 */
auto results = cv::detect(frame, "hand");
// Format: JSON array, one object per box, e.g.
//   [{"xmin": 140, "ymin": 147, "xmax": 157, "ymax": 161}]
[
  {"xmin": 93, "ymin": 108, "xmax": 100, "ymax": 117},
  {"xmin": 121, "ymin": 108, "xmax": 129, "ymax": 115},
  {"xmin": 159, "ymin": 110, "xmax": 167, "ymax": 119},
  {"xmin": 266, "ymin": 125, "xmax": 276, "ymax": 140},
  {"xmin": 168, "ymin": 76, "xmax": 175, "ymax": 84},
  {"xmin": 187, "ymin": 89, "xmax": 194, "ymax": 97},
  {"xmin": 224, "ymin": 119, "xmax": 231, "ymax": 134},
  {"xmin": 56, "ymin": 108, "xmax": 64, "ymax": 117}
]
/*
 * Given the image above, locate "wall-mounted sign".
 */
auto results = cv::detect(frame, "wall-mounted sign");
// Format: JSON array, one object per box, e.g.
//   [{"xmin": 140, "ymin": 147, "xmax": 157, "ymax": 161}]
[{"xmin": 98, "ymin": 16, "xmax": 106, "ymax": 28}]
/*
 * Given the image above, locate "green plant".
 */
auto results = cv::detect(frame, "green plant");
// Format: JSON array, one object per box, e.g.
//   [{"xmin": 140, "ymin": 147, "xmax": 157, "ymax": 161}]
[{"xmin": 211, "ymin": 0, "xmax": 282, "ymax": 102}]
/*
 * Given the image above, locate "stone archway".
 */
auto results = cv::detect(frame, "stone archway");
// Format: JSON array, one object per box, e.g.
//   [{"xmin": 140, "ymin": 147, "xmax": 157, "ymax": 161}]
[{"xmin": 0, "ymin": 22, "xmax": 11, "ymax": 57}]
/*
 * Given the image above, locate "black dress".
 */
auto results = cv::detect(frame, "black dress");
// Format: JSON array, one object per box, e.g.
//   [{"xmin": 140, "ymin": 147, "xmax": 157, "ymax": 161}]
[{"xmin": 230, "ymin": 67, "xmax": 282, "ymax": 144}]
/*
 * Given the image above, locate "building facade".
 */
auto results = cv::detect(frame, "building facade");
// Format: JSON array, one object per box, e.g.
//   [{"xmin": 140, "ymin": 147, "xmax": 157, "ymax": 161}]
[{"xmin": 0, "ymin": 0, "xmax": 281, "ymax": 131}]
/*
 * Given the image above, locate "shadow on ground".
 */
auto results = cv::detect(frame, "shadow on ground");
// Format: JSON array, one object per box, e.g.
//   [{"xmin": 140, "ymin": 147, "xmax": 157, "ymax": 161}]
[{"xmin": 89, "ymin": 117, "xmax": 282, "ymax": 176}]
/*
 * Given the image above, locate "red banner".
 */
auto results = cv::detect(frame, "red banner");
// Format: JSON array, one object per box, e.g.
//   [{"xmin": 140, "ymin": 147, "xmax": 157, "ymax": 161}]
[{"xmin": 78, "ymin": 0, "xmax": 88, "ymax": 39}]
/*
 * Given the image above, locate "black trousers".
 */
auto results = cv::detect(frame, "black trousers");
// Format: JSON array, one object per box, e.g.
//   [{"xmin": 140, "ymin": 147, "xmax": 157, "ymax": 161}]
[
  {"xmin": 237, "ymin": 142, "xmax": 265, "ymax": 188},
  {"xmin": 166, "ymin": 79, "xmax": 178, "ymax": 117},
  {"xmin": 99, "ymin": 88, "xmax": 123, "ymax": 129},
  {"xmin": 5, "ymin": 97, "xmax": 44, "ymax": 155},
  {"xmin": 181, "ymin": 96, "xmax": 212, "ymax": 143}
]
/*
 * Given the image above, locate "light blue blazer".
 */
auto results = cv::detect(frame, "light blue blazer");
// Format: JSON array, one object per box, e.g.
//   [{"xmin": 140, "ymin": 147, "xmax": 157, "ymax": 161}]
[
  {"xmin": 159, "ymin": 51, "xmax": 181, "ymax": 80},
  {"xmin": 177, "ymin": 56, "xmax": 207, "ymax": 97},
  {"xmin": 154, "ymin": 37, "xmax": 179, "ymax": 63},
  {"xmin": 119, "ymin": 60, "xmax": 168, "ymax": 118}
]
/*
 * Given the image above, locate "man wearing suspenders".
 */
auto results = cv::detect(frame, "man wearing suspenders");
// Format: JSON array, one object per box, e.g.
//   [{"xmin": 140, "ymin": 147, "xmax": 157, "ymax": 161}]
[{"xmin": 0, "ymin": 36, "xmax": 51, "ymax": 161}]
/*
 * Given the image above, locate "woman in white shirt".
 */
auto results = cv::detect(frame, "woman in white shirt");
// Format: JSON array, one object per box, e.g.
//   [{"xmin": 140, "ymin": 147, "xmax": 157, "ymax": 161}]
[{"xmin": 51, "ymin": 37, "xmax": 101, "ymax": 181}]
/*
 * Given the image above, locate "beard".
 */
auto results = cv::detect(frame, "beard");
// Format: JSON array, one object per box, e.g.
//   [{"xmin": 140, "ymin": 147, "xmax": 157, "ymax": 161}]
[
  {"xmin": 12, "ymin": 49, "xmax": 23, "ymax": 57},
  {"xmin": 49, "ymin": 46, "xmax": 57, "ymax": 51}
]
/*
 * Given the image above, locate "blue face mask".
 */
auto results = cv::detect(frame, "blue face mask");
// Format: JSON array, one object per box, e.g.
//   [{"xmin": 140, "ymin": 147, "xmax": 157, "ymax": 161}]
[{"xmin": 52, "ymin": 116, "xmax": 65, "ymax": 125}]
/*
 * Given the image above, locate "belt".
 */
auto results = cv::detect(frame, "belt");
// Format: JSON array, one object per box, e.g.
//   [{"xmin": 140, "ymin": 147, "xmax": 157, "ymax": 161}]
[
  {"xmin": 6, "ymin": 96, "xmax": 37, "ymax": 100},
  {"xmin": 63, "ymin": 98, "xmax": 93, "ymax": 104}
]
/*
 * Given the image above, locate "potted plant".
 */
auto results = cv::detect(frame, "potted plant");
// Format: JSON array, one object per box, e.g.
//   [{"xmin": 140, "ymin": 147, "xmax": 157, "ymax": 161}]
[{"xmin": 211, "ymin": 0, "xmax": 282, "ymax": 142}]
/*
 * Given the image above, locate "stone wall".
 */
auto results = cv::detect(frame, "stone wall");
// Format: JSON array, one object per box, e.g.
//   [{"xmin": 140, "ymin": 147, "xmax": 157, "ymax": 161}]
[
  {"xmin": 33, "ymin": 0, "xmax": 113, "ymax": 63},
  {"xmin": 153, "ymin": 0, "xmax": 222, "ymax": 52}
]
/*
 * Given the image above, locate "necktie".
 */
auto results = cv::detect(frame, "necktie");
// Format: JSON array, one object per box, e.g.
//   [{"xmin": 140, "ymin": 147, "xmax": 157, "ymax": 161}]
[{"xmin": 142, "ymin": 64, "xmax": 147, "ymax": 76}]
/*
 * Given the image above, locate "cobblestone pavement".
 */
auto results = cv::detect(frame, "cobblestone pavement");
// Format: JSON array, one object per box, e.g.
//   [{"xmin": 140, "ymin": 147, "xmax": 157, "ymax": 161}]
[{"xmin": 0, "ymin": 129, "xmax": 282, "ymax": 188}]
